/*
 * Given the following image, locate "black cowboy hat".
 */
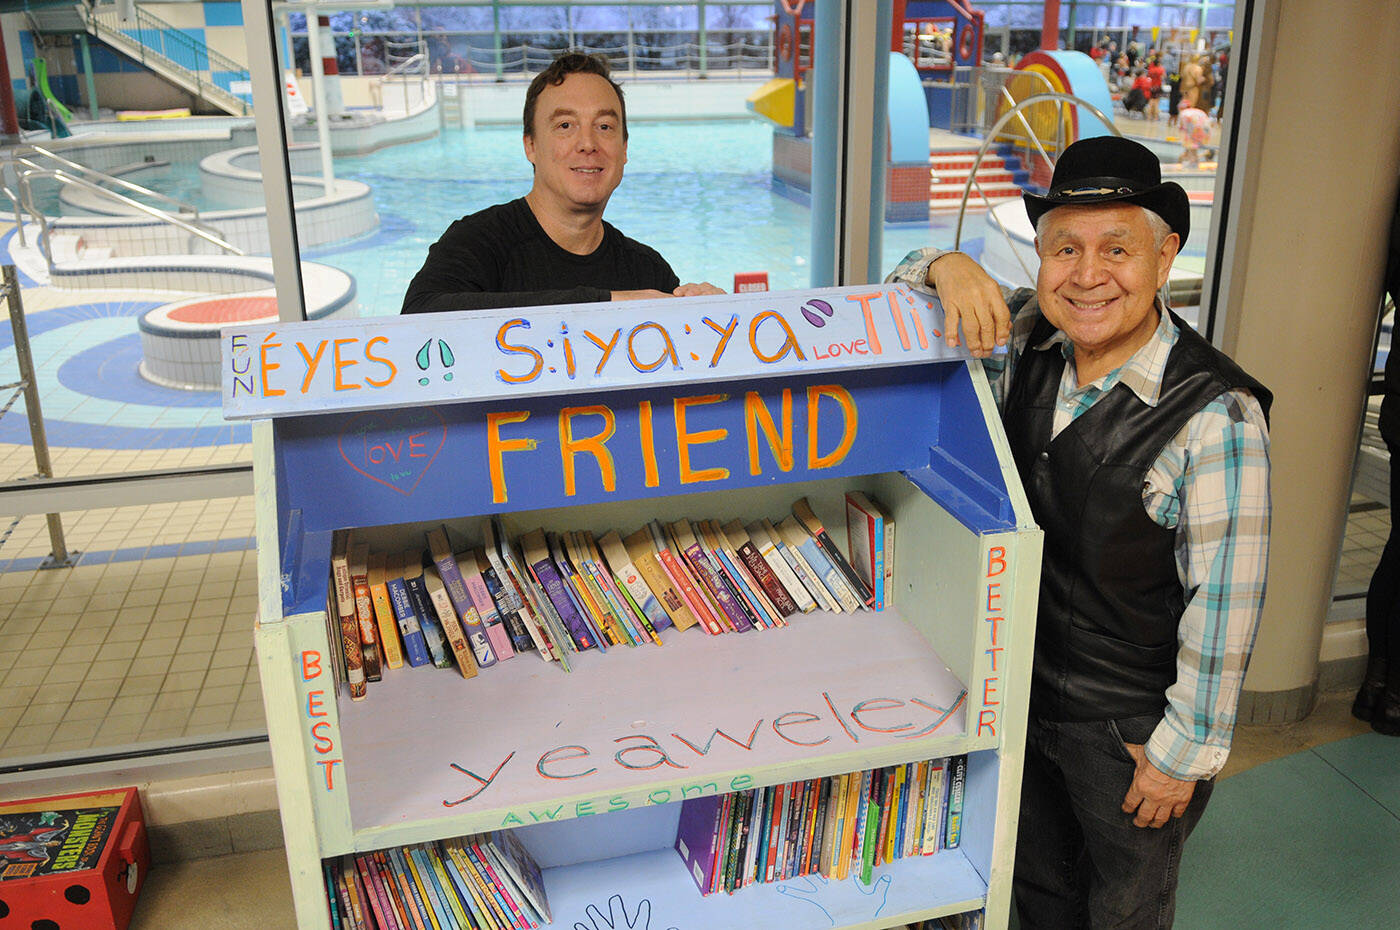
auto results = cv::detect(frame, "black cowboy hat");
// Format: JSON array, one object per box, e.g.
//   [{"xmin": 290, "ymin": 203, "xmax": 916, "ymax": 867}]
[{"xmin": 1023, "ymin": 135, "xmax": 1190, "ymax": 246}]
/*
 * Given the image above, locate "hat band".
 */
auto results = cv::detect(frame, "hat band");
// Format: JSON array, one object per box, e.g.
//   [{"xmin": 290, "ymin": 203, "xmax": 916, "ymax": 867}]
[{"xmin": 1048, "ymin": 175, "xmax": 1155, "ymax": 199}]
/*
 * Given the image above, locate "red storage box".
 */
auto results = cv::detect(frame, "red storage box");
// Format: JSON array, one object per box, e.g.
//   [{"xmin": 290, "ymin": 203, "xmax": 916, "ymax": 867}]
[{"xmin": 0, "ymin": 787, "xmax": 149, "ymax": 930}]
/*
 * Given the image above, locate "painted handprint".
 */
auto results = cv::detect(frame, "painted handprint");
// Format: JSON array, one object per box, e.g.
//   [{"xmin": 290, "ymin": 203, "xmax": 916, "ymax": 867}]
[
  {"xmin": 571, "ymin": 894, "xmax": 678, "ymax": 930},
  {"xmin": 775, "ymin": 872, "xmax": 894, "ymax": 926}
]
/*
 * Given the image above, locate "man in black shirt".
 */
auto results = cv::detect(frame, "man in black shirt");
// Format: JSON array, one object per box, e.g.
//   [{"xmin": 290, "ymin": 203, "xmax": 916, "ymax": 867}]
[{"xmin": 402, "ymin": 53, "xmax": 720, "ymax": 314}]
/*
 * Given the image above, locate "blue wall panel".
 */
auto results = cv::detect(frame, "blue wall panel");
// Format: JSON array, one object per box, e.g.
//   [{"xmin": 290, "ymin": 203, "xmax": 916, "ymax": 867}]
[{"xmin": 203, "ymin": 1, "xmax": 244, "ymax": 27}]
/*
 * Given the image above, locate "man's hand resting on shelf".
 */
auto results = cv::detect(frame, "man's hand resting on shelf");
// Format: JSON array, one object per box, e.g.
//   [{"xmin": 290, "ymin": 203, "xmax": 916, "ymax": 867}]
[
  {"xmin": 611, "ymin": 283, "xmax": 725, "ymax": 301},
  {"xmin": 926, "ymin": 252, "xmax": 1012, "ymax": 358},
  {"xmin": 673, "ymin": 282, "xmax": 725, "ymax": 297}
]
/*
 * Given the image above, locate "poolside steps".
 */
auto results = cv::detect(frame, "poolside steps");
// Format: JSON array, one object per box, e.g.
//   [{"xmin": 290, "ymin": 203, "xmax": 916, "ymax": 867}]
[
  {"xmin": 47, "ymin": 233, "xmax": 114, "ymax": 264},
  {"xmin": 928, "ymin": 147, "xmax": 1031, "ymax": 212}
]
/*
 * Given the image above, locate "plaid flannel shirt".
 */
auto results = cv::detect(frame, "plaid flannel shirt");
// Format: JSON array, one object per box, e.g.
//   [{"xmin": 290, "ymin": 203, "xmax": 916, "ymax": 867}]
[{"xmin": 891, "ymin": 249, "xmax": 1271, "ymax": 780}]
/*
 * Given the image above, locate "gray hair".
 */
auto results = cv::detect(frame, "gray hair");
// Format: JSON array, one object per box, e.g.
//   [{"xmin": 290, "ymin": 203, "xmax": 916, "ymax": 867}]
[{"xmin": 1035, "ymin": 205, "xmax": 1174, "ymax": 250}]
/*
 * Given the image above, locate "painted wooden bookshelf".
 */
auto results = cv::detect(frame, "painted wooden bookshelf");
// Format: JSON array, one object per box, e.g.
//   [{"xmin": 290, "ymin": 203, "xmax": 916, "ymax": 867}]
[{"xmin": 227, "ymin": 284, "xmax": 1042, "ymax": 930}]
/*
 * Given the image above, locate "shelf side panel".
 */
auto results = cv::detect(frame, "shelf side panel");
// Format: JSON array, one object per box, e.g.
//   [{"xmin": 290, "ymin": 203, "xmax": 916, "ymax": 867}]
[{"xmin": 923, "ymin": 362, "xmax": 1016, "ymax": 532}]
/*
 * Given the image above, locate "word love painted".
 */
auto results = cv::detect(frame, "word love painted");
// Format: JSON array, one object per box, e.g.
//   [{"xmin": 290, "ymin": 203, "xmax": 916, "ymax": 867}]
[
  {"xmin": 222, "ymin": 285, "xmax": 972, "ymax": 421},
  {"xmin": 442, "ymin": 687, "xmax": 966, "ymax": 826}
]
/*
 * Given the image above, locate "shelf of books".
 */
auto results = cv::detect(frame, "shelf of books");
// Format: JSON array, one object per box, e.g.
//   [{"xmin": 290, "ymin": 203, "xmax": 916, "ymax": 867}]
[{"xmin": 225, "ymin": 284, "xmax": 1040, "ymax": 930}]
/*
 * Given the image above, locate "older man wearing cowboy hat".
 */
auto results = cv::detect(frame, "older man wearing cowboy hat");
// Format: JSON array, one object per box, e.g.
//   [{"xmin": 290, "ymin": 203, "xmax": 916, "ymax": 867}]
[{"xmin": 889, "ymin": 135, "xmax": 1271, "ymax": 928}]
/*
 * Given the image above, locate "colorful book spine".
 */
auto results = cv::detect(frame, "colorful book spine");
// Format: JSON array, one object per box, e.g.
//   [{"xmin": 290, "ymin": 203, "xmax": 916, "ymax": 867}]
[
  {"xmin": 704, "ymin": 519, "xmax": 780, "ymax": 629},
  {"xmin": 387, "ymin": 849, "xmax": 430, "ymax": 930},
  {"xmin": 424, "ymin": 844, "xmax": 470, "ymax": 930},
  {"xmin": 565, "ymin": 532, "xmax": 631, "ymax": 646},
  {"xmin": 422, "ymin": 564, "xmax": 481, "ymax": 680},
  {"xmin": 383, "ymin": 550, "xmax": 432, "ymax": 668},
  {"xmin": 726, "ymin": 520, "xmax": 800, "ymax": 618},
  {"xmin": 705, "ymin": 529, "xmax": 769, "ymax": 630},
  {"xmin": 548, "ymin": 531, "xmax": 609, "ymax": 650},
  {"xmin": 777, "ymin": 515, "xmax": 861, "ymax": 613},
  {"xmin": 348, "ymin": 541, "xmax": 384, "ymax": 683},
  {"xmin": 794, "ymin": 497, "xmax": 875, "ymax": 607},
  {"xmin": 475, "ymin": 548, "xmax": 534, "ymax": 655},
  {"xmin": 672, "ymin": 520, "xmax": 752, "ymax": 632},
  {"xmin": 649, "ymin": 521, "xmax": 723, "ymax": 635},
  {"xmin": 465, "ymin": 840, "xmax": 521, "ymax": 929},
  {"xmin": 366, "ymin": 550, "xmax": 406, "ymax": 671},
  {"xmin": 585, "ymin": 532, "xmax": 658, "ymax": 644},
  {"xmin": 845, "ymin": 490, "xmax": 887, "ymax": 610},
  {"xmin": 945, "ymin": 754, "xmax": 967, "ymax": 850},
  {"xmin": 600, "ymin": 530, "xmax": 673, "ymax": 638},
  {"xmin": 490, "ymin": 518, "xmax": 569, "ymax": 666},
  {"xmin": 427, "ymin": 527, "xmax": 497, "ymax": 668},
  {"xmin": 521, "ymin": 529, "xmax": 595, "ymax": 650},
  {"xmin": 442, "ymin": 841, "xmax": 499, "ymax": 930},
  {"xmin": 769, "ymin": 782, "xmax": 788, "ymax": 883},
  {"xmin": 403, "ymin": 555, "xmax": 452, "ymax": 669},
  {"xmin": 675, "ymin": 793, "xmax": 724, "ymax": 895},
  {"xmin": 747, "ymin": 520, "xmax": 818, "ymax": 613},
  {"xmin": 922, "ymin": 759, "xmax": 947, "ymax": 856},
  {"xmin": 764, "ymin": 517, "xmax": 838, "ymax": 612},
  {"xmin": 330, "ymin": 530, "xmax": 368, "ymax": 700},
  {"xmin": 353, "ymin": 854, "xmax": 393, "ymax": 930},
  {"xmin": 620, "ymin": 527, "xmax": 696, "ymax": 632},
  {"xmin": 460, "ymin": 548, "xmax": 514, "ymax": 662}
]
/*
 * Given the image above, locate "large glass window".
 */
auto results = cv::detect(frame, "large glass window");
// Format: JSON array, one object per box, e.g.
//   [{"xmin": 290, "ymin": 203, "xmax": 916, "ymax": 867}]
[{"xmin": 3, "ymin": 0, "xmax": 1271, "ymax": 774}]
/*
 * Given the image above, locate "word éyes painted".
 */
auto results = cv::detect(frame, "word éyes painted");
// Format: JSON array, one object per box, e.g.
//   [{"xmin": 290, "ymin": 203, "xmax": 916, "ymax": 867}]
[{"xmin": 228, "ymin": 332, "xmax": 394, "ymax": 398}]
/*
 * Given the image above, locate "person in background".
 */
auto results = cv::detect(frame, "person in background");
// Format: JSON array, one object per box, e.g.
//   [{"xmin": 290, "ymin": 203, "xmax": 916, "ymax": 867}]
[
  {"xmin": 1124, "ymin": 68, "xmax": 1153, "ymax": 118},
  {"xmin": 1179, "ymin": 53, "xmax": 1204, "ymax": 110},
  {"xmin": 1195, "ymin": 54, "xmax": 1216, "ymax": 118},
  {"xmin": 888, "ymin": 135, "xmax": 1271, "ymax": 929},
  {"xmin": 402, "ymin": 52, "xmax": 721, "ymax": 314},
  {"xmin": 1176, "ymin": 104, "xmax": 1213, "ymax": 167},
  {"xmin": 1146, "ymin": 54, "xmax": 1165, "ymax": 121},
  {"xmin": 1355, "ymin": 197, "xmax": 1400, "ymax": 736}
]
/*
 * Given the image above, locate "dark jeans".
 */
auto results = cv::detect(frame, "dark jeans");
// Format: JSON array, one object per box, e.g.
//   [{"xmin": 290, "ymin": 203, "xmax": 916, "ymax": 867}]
[
  {"xmin": 1364, "ymin": 451, "xmax": 1400, "ymax": 683},
  {"xmin": 1013, "ymin": 714, "xmax": 1213, "ymax": 930}
]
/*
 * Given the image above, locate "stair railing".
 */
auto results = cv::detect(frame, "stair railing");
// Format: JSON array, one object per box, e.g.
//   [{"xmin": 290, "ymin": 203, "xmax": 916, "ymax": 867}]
[
  {"xmin": 83, "ymin": 2, "xmax": 250, "ymax": 115},
  {"xmin": 953, "ymin": 91, "xmax": 1119, "ymax": 286},
  {"xmin": 25, "ymin": 144, "xmax": 199, "ymax": 218}
]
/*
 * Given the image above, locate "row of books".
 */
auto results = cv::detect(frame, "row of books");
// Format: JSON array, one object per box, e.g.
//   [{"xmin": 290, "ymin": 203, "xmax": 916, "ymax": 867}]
[
  {"xmin": 323, "ymin": 830, "xmax": 549, "ymax": 930},
  {"xmin": 674, "ymin": 755, "xmax": 967, "ymax": 896},
  {"xmin": 327, "ymin": 493, "xmax": 896, "ymax": 700}
]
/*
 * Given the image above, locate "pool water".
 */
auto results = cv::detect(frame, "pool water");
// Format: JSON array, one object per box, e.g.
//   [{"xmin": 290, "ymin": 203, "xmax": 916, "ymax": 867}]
[{"xmin": 306, "ymin": 119, "xmax": 991, "ymax": 315}]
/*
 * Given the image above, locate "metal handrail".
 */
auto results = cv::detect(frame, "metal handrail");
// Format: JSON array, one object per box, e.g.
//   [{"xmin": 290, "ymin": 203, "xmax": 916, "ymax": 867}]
[
  {"xmin": 24, "ymin": 144, "xmax": 199, "ymax": 217},
  {"xmin": 0, "ymin": 184, "xmax": 25, "ymax": 247},
  {"xmin": 83, "ymin": 3, "xmax": 250, "ymax": 115},
  {"xmin": 431, "ymin": 40, "xmax": 773, "ymax": 78},
  {"xmin": 382, "ymin": 52, "xmax": 428, "ymax": 80},
  {"xmin": 1, "ymin": 265, "xmax": 72, "ymax": 569},
  {"xmin": 953, "ymin": 91, "xmax": 1121, "ymax": 281},
  {"xmin": 14, "ymin": 167, "xmax": 245, "ymax": 275}
]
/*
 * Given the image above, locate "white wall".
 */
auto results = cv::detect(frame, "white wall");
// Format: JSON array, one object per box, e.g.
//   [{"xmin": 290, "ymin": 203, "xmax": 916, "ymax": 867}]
[{"xmin": 1218, "ymin": 0, "xmax": 1400, "ymax": 715}]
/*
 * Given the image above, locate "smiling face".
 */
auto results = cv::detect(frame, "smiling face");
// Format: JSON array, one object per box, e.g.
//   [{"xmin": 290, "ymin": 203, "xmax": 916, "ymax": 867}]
[
  {"xmin": 523, "ymin": 72, "xmax": 628, "ymax": 217},
  {"xmin": 1034, "ymin": 203, "xmax": 1180, "ymax": 382}
]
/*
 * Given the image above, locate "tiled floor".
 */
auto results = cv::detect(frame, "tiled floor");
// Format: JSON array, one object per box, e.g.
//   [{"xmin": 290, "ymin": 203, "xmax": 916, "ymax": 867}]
[{"xmin": 0, "ymin": 497, "xmax": 262, "ymax": 762}]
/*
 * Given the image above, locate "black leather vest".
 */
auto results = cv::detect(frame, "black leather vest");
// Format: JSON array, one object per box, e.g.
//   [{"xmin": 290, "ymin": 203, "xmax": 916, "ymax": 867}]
[{"xmin": 1003, "ymin": 307, "xmax": 1271, "ymax": 721}]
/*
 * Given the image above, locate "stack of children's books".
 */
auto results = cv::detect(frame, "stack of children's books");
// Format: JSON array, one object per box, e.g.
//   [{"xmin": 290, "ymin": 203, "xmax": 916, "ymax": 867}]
[
  {"xmin": 325, "ymin": 494, "xmax": 897, "ymax": 699},
  {"xmin": 673, "ymin": 755, "xmax": 967, "ymax": 895},
  {"xmin": 323, "ymin": 830, "xmax": 548, "ymax": 930}
]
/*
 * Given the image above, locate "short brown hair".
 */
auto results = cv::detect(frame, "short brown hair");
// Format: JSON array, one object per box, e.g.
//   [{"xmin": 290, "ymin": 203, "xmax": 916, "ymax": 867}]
[{"xmin": 522, "ymin": 52, "xmax": 628, "ymax": 141}]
